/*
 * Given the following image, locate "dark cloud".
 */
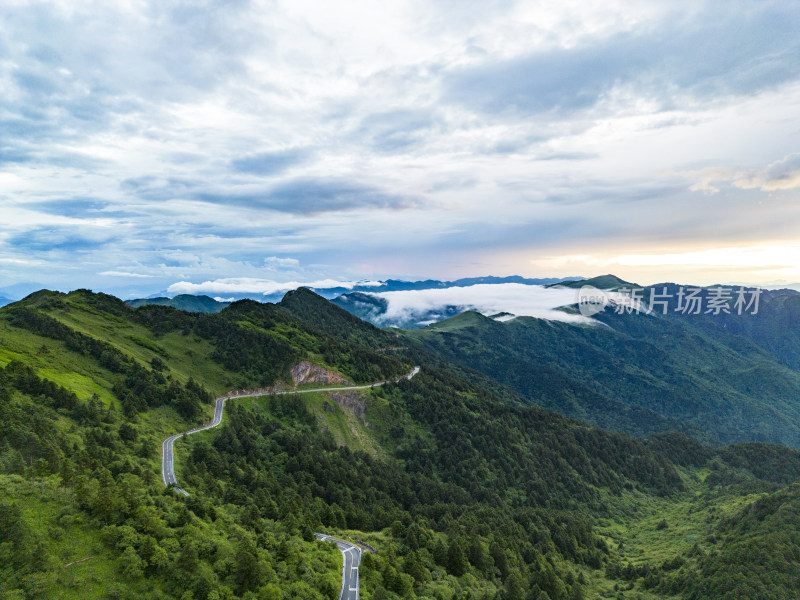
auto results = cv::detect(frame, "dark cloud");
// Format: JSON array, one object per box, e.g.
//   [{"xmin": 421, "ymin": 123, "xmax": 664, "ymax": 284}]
[
  {"xmin": 7, "ymin": 227, "xmax": 115, "ymax": 253},
  {"xmin": 121, "ymin": 176, "xmax": 198, "ymax": 201},
  {"xmin": 444, "ymin": 3, "xmax": 800, "ymax": 117},
  {"xmin": 230, "ymin": 148, "xmax": 312, "ymax": 176},
  {"xmin": 355, "ymin": 109, "xmax": 439, "ymax": 153},
  {"xmin": 195, "ymin": 177, "xmax": 420, "ymax": 215},
  {"xmin": 0, "ymin": 142, "xmax": 109, "ymax": 170},
  {"xmin": 0, "ymin": 148, "xmax": 34, "ymax": 164},
  {"xmin": 25, "ymin": 198, "xmax": 113, "ymax": 218},
  {"xmin": 13, "ymin": 70, "xmax": 60, "ymax": 96},
  {"xmin": 0, "ymin": 117, "xmax": 52, "ymax": 140}
]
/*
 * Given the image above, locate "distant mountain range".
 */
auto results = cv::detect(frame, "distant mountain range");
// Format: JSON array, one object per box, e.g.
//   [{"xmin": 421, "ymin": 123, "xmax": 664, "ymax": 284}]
[
  {"xmin": 126, "ymin": 294, "xmax": 230, "ymax": 313},
  {"xmin": 127, "ymin": 276, "xmax": 585, "ymax": 313},
  {"xmin": 330, "ymin": 274, "xmax": 620, "ymax": 328}
]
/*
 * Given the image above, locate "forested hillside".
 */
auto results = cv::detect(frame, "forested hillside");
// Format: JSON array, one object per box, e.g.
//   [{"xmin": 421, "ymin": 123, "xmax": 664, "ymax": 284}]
[
  {"xmin": 1, "ymin": 289, "xmax": 800, "ymax": 599},
  {"xmin": 402, "ymin": 294, "xmax": 800, "ymax": 448}
]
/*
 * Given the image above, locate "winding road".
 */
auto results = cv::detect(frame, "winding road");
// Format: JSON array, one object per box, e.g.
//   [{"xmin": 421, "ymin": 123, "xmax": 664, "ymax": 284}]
[
  {"xmin": 161, "ymin": 365, "xmax": 418, "ymax": 598},
  {"xmin": 315, "ymin": 534, "xmax": 362, "ymax": 600},
  {"xmin": 161, "ymin": 365, "xmax": 420, "ymax": 495}
]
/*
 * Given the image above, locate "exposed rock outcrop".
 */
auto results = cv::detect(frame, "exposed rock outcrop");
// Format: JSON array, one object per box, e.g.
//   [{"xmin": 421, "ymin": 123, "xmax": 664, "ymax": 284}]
[
  {"xmin": 291, "ymin": 361, "xmax": 352, "ymax": 386},
  {"xmin": 329, "ymin": 390, "xmax": 366, "ymax": 419},
  {"xmin": 224, "ymin": 361, "xmax": 352, "ymax": 397}
]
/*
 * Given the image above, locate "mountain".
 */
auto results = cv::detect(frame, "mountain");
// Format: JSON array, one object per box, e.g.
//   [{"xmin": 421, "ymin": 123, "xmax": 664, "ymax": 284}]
[
  {"xmin": 127, "ymin": 294, "xmax": 230, "ymax": 313},
  {"xmin": 401, "ymin": 283, "xmax": 800, "ymax": 448},
  {"xmin": 2, "ymin": 287, "xmax": 800, "ymax": 599},
  {"xmin": 330, "ymin": 290, "xmax": 470, "ymax": 329},
  {"xmin": 124, "ymin": 276, "xmax": 588, "ymax": 324},
  {"xmin": 279, "ymin": 287, "xmax": 402, "ymax": 349},
  {"xmin": 547, "ymin": 273, "xmax": 633, "ymax": 289},
  {"xmin": 138, "ymin": 276, "xmax": 587, "ymax": 306},
  {"xmin": 0, "ymin": 295, "xmax": 14, "ymax": 308}
]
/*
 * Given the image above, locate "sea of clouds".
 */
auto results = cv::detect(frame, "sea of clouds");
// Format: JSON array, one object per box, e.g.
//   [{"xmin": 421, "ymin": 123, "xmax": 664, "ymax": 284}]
[{"xmin": 360, "ymin": 283, "xmax": 595, "ymax": 326}]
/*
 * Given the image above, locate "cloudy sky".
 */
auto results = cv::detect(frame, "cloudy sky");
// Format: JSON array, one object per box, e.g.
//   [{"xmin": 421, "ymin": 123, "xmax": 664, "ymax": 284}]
[{"xmin": 2, "ymin": 0, "xmax": 799, "ymax": 297}]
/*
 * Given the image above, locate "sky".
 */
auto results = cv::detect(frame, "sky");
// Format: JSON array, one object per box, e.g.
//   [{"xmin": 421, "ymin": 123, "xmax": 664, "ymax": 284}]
[{"xmin": 1, "ymin": 0, "xmax": 800, "ymax": 298}]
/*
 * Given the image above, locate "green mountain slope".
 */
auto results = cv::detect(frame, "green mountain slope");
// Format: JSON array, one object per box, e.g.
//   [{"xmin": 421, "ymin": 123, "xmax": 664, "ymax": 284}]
[
  {"xmin": 547, "ymin": 274, "xmax": 633, "ymax": 289},
  {"xmin": 127, "ymin": 295, "xmax": 230, "ymax": 313},
  {"xmin": 280, "ymin": 287, "xmax": 402, "ymax": 349},
  {"xmin": 1, "ymin": 288, "xmax": 800, "ymax": 599},
  {"xmin": 403, "ymin": 296, "xmax": 800, "ymax": 447}
]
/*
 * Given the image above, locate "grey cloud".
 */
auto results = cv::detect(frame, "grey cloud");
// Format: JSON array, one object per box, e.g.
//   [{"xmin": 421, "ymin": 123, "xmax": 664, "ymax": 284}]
[
  {"xmin": 230, "ymin": 148, "xmax": 312, "ymax": 176},
  {"xmin": 355, "ymin": 109, "xmax": 440, "ymax": 153},
  {"xmin": 13, "ymin": 70, "xmax": 61, "ymax": 96},
  {"xmin": 685, "ymin": 154, "xmax": 800, "ymax": 193},
  {"xmin": 444, "ymin": 3, "xmax": 800, "ymax": 117},
  {"xmin": 121, "ymin": 176, "xmax": 198, "ymax": 201},
  {"xmin": 426, "ymin": 177, "xmax": 478, "ymax": 193},
  {"xmin": 25, "ymin": 198, "xmax": 112, "ymax": 218},
  {"xmin": 0, "ymin": 148, "xmax": 34, "ymax": 164},
  {"xmin": 0, "ymin": 141, "xmax": 110, "ymax": 170},
  {"xmin": 6, "ymin": 227, "xmax": 115, "ymax": 253},
  {"xmin": 195, "ymin": 177, "xmax": 420, "ymax": 215},
  {"xmin": 0, "ymin": 0, "xmax": 262, "ymax": 164},
  {"xmin": 735, "ymin": 153, "xmax": 800, "ymax": 191},
  {"xmin": 445, "ymin": 41, "xmax": 637, "ymax": 115}
]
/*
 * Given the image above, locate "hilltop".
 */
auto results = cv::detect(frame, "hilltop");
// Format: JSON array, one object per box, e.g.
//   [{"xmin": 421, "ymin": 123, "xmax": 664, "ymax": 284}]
[{"xmin": 547, "ymin": 274, "xmax": 634, "ymax": 289}]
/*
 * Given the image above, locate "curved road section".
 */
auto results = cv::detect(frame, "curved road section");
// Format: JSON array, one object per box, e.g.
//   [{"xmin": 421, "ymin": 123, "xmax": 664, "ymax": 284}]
[
  {"xmin": 315, "ymin": 534, "xmax": 362, "ymax": 600},
  {"xmin": 162, "ymin": 366, "xmax": 421, "ymax": 496},
  {"xmin": 161, "ymin": 396, "xmax": 227, "ymax": 495}
]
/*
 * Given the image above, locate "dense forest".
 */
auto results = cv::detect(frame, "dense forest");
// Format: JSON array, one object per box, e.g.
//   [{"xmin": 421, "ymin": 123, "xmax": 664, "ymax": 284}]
[{"xmin": 402, "ymin": 297, "xmax": 800, "ymax": 448}]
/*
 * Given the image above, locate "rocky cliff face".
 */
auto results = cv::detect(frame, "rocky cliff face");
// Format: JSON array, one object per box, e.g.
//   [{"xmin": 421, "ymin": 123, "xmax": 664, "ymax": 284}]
[
  {"xmin": 329, "ymin": 390, "xmax": 366, "ymax": 419},
  {"xmin": 290, "ymin": 360, "xmax": 352, "ymax": 386}
]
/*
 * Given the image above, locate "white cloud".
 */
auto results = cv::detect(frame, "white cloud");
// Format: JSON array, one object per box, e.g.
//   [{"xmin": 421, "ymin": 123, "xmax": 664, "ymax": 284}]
[
  {"xmin": 263, "ymin": 256, "xmax": 301, "ymax": 269},
  {"xmin": 734, "ymin": 153, "xmax": 800, "ymax": 191},
  {"xmin": 363, "ymin": 283, "xmax": 596, "ymax": 325},
  {"xmin": 99, "ymin": 270, "xmax": 154, "ymax": 278},
  {"xmin": 167, "ymin": 277, "xmax": 383, "ymax": 295},
  {"xmin": 683, "ymin": 153, "xmax": 800, "ymax": 195}
]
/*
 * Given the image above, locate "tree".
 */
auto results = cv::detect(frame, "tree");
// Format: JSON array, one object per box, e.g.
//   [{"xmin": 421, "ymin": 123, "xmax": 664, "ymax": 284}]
[
  {"xmin": 119, "ymin": 546, "xmax": 143, "ymax": 579},
  {"xmin": 447, "ymin": 539, "xmax": 469, "ymax": 577},
  {"xmin": 504, "ymin": 568, "xmax": 525, "ymax": 600},
  {"xmin": 234, "ymin": 539, "xmax": 267, "ymax": 593},
  {"xmin": 491, "ymin": 542, "xmax": 509, "ymax": 580},
  {"xmin": 468, "ymin": 538, "xmax": 492, "ymax": 574},
  {"xmin": 150, "ymin": 544, "xmax": 170, "ymax": 573},
  {"xmin": 404, "ymin": 551, "xmax": 431, "ymax": 587}
]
